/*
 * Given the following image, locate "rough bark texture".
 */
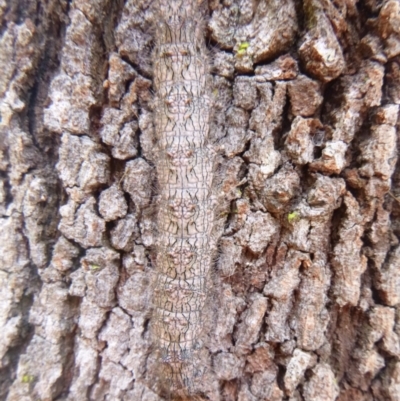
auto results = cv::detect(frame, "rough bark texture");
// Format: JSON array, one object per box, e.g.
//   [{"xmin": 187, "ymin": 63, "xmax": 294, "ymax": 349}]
[{"xmin": 0, "ymin": 0, "xmax": 400, "ymax": 401}]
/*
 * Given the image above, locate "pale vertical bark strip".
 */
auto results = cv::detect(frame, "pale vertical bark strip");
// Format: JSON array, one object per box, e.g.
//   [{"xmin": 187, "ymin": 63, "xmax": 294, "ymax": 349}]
[{"xmin": 152, "ymin": 0, "xmax": 215, "ymax": 397}]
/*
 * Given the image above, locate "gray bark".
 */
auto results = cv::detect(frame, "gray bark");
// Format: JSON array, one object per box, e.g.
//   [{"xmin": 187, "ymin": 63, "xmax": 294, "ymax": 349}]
[{"xmin": 0, "ymin": 0, "xmax": 400, "ymax": 400}]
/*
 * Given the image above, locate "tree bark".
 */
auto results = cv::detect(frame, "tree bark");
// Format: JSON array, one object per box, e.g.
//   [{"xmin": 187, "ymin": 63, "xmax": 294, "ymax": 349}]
[{"xmin": 0, "ymin": 0, "xmax": 400, "ymax": 400}]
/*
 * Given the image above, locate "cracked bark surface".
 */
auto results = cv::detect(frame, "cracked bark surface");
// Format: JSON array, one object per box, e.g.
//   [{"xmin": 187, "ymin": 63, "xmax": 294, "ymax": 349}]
[{"xmin": 0, "ymin": 0, "xmax": 400, "ymax": 400}]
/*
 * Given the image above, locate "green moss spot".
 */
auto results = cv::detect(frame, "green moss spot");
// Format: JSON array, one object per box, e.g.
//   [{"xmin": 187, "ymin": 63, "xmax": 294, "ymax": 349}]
[
  {"xmin": 238, "ymin": 42, "xmax": 250, "ymax": 51},
  {"xmin": 237, "ymin": 42, "xmax": 250, "ymax": 57},
  {"xmin": 90, "ymin": 264, "xmax": 101, "ymax": 271},
  {"xmin": 288, "ymin": 211, "xmax": 300, "ymax": 223},
  {"xmin": 21, "ymin": 374, "xmax": 34, "ymax": 384}
]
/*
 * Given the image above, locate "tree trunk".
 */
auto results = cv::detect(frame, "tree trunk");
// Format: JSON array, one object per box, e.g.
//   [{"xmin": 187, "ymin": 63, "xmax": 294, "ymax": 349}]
[{"xmin": 1, "ymin": 0, "xmax": 399, "ymax": 400}]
